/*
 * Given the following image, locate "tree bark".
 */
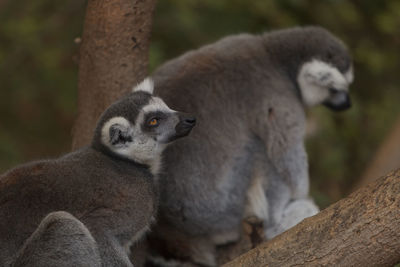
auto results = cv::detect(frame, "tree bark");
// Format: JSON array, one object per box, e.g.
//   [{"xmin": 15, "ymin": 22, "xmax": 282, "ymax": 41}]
[
  {"xmin": 72, "ymin": 0, "xmax": 157, "ymax": 149},
  {"xmin": 224, "ymin": 169, "xmax": 400, "ymax": 267}
]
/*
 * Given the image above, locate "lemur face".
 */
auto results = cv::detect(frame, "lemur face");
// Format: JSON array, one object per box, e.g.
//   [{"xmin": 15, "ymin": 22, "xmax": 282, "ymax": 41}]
[
  {"xmin": 100, "ymin": 79, "xmax": 196, "ymax": 169},
  {"xmin": 297, "ymin": 59, "xmax": 353, "ymax": 111},
  {"xmin": 138, "ymin": 96, "xmax": 196, "ymax": 144}
]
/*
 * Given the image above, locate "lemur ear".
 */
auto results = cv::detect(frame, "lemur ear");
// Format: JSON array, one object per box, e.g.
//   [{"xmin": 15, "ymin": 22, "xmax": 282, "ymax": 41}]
[
  {"xmin": 109, "ymin": 123, "xmax": 132, "ymax": 146},
  {"xmin": 132, "ymin": 78, "xmax": 154, "ymax": 94}
]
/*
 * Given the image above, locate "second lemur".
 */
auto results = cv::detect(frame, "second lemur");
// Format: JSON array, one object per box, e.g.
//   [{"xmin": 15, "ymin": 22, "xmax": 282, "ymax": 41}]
[{"xmin": 149, "ymin": 26, "xmax": 353, "ymax": 266}]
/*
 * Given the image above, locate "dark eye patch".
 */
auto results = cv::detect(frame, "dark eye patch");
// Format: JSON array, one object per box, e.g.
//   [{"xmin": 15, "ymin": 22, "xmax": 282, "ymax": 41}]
[
  {"xmin": 145, "ymin": 111, "xmax": 167, "ymax": 122},
  {"xmin": 142, "ymin": 111, "xmax": 168, "ymax": 131}
]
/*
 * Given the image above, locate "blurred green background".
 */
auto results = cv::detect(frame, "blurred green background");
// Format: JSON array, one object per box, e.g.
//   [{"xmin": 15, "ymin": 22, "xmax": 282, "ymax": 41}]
[{"xmin": 1, "ymin": 0, "xmax": 399, "ymax": 208}]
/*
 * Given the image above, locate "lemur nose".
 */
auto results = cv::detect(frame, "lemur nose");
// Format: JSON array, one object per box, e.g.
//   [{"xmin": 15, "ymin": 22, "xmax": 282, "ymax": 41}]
[
  {"xmin": 184, "ymin": 117, "xmax": 196, "ymax": 126},
  {"xmin": 178, "ymin": 113, "xmax": 196, "ymax": 127}
]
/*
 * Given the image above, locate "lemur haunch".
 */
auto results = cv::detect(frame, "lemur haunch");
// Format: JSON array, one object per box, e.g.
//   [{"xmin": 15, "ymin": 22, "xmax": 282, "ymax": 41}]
[
  {"xmin": 149, "ymin": 26, "xmax": 353, "ymax": 266},
  {"xmin": 0, "ymin": 79, "xmax": 196, "ymax": 267}
]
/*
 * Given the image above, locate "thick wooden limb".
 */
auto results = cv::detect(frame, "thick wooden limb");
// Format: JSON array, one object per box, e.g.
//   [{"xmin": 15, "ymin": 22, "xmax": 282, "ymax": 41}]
[
  {"xmin": 224, "ymin": 169, "xmax": 400, "ymax": 267},
  {"xmin": 72, "ymin": 0, "xmax": 157, "ymax": 149}
]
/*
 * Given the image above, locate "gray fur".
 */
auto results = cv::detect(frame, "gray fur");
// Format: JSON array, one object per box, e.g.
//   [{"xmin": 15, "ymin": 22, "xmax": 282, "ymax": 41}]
[
  {"xmin": 13, "ymin": 211, "xmax": 101, "ymax": 267},
  {"xmin": 0, "ymin": 82, "xmax": 195, "ymax": 266},
  {"xmin": 149, "ymin": 26, "xmax": 353, "ymax": 266}
]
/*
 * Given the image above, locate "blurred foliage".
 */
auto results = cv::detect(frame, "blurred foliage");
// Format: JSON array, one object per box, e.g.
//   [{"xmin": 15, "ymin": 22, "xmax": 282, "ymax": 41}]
[
  {"xmin": 1, "ymin": 0, "xmax": 400, "ymax": 208},
  {"xmin": 0, "ymin": 0, "xmax": 85, "ymax": 171}
]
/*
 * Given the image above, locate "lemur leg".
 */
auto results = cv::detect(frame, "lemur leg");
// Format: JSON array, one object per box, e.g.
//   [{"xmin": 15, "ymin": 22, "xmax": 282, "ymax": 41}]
[
  {"xmin": 266, "ymin": 198, "xmax": 319, "ymax": 239},
  {"xmin": 244, "ymin": 146, "xmax": 291, "ymax": 227},
  {"xmin": 245, "ymin": 157, "xmax": 292, "ymax": 238},
  {"xmin": 245, "ymin": 142, "xmax": 319, "ymax": 240},
  {"xmin": 13, "ymin": 211, "xmax": 101, "ymax": 267},
  {"xmin": 246, "ymin": 165, "xmax": 318, "ymax": 240},
  {"xmin": 264, "ymin": 142, "xmax": 319, "ymax": 239},
  {"xmin": 244, "ymin": 144, "xmax": 272, "ymax": 223},
  {"xmin": 244, "ymin": 170, "xmax": 269, "ymax": 223}
]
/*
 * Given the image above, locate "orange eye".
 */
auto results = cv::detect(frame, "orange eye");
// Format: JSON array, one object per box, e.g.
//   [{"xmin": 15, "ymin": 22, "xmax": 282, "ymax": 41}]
[{"xmin": 149, "ymin": 118, "xmax": 158, "ymax": 126}]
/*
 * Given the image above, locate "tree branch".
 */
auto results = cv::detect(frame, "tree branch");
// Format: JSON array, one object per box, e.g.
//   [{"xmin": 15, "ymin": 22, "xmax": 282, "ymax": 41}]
[
  {"xmin": 72, "ymin": 0, "xmax": 157, "ymax": 149},
  {"xmin": 224, "ymin": 169, "xmax": 400, "ymax": 267},
  {"xmin": 357, "ymin": 115, "xmax": 400, "ymax": 189}
]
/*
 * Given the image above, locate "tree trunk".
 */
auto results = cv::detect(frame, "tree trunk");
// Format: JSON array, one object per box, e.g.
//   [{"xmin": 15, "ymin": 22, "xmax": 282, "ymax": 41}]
[
  {"xmin": 72, "ymin": 0, "xmax": 157, "ymax": 149},
  {"xmin": 224, "ymin": 169, "xmax": 400, "ymax": 267},
  {"xmin": 356, "ymin": 115, "xmax": 400, "ymax": 189}
]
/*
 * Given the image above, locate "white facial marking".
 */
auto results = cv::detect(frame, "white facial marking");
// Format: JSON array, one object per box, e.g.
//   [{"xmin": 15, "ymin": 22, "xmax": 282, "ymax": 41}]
[
  {"xmin": 132, "ymin": 78, "xmax": 154, "ymax": 94},
  {"xmin": 126, "ymin": 123, "xmax": 165, "ymax": 176},
  {"xmin": 297, "ymin": 59, "xmax": 350, "ymax": 106},
  {"xmin": 101, "ymin": 115, "xmax": 165, "ymax": 176},
  {"xmin": 131, "ymin": 96, "xmax": 176, "ymax": 175},
  {"xmin": 143, "ymin": 97, "xmax": 174, "ymax": 114},
  {"xmin": 344, "ymin": 65, "xmax": 354, "ymax": 84}
]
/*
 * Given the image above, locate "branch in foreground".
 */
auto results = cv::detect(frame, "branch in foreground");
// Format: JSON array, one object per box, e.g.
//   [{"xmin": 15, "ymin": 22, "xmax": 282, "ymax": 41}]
[{"xmin": 224, "ymin": 169, "xmax": 400, "ymax": 267}]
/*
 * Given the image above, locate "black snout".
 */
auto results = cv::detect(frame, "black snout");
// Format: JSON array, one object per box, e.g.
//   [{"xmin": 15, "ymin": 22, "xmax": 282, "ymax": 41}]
[
  {"xmin": 323, "ymin": 89, "xmax": 352, "ymax": 112},
  {"xmin": 182, "ymin": 116, "xmax": 196, "ymax": 127},
  {"xmin": 174, "ymin": 113, "xmax": 196, "ymax": 139}
]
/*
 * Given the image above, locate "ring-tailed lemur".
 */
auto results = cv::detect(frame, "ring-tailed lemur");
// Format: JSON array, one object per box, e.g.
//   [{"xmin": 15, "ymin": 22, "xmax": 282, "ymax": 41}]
[
  {"xmin": 148, "ymin": 26, "xmax": 353, "ymax": 266},
  {"xmin": 0, "ymin": 78, "xmax": 196, "ymax": 267}
]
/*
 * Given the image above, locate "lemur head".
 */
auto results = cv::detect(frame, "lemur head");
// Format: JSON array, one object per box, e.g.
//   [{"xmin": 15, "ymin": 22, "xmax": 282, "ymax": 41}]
[
  {"xmin": 295, "ymin": 27, "xmax": 353, "ymax": 111},
  {"xmin": 265, "ymin": 26, "xmax": 354, "ymax": 111},
  {"xmin": 92, "ymin": 78, "xmax": 196, "ymax": 174}
]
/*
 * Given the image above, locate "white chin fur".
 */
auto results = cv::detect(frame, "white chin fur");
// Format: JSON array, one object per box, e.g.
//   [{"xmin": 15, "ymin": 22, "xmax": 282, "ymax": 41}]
[
  {"xmin": 132, "ymin": 78, "xmax": 154, "ymax": 94},
  {"xmin": 297, "ymin": 59, "xmax": 349, "ymax": 107}
]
